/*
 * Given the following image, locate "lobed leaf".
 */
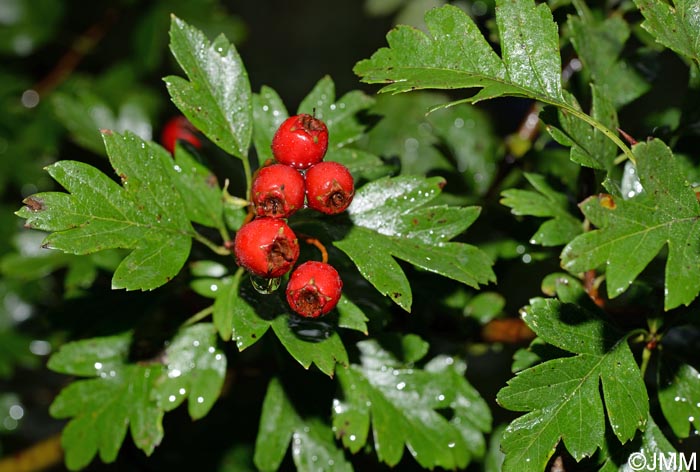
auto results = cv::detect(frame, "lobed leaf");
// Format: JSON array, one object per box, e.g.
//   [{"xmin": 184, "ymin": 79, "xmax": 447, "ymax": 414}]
[
  {"xmin": 211, "ymin": 271, "xmax": 348, "ymax": 377},
  {"xmin": 48, "ymin": 333, "xmax": 164, "ymax": 469},
  {"xmin": 170, "ymin": 144, "xmax": 224, "ymax": 229},
  {"xmin": 152, "ymin": 323, "xmax": 226, "ymax": 420},
  {"xmin": 354, "ymin": 2, "xmax": 562, "ymax": 103},
  {"xmin": 166, "ymin": 16, "xmax": 252, "ymax": 159},
  {"xmin": 500, "ymin": 173, "xmax": 582, "ymax": 246},
  {"xmin": 254, "ymin": 378, "xmax": 352, "ymax": 472},
  {"xmin": 562, "ymin": 139, "xmax": 700, "ymax": 310},
  {"xmin": 548, "ymin": 88, "xmax": 619, "ymax": 170},
  {"xmin": 497, "ymin": 299, "xmax": 648, "ymax": 471},
  {"xmin": 568, "ymin": 10, "xmax": 649, "ymax": 107},
  {"xmin": 336, "ymin": 175, "xmax": 495, "ymax": 311},
  {"xmin": 634, "ymin": 0, "xmax": 700, "ymax": 65},
  {"xmin": 657, "ymin": 358, "xmax": 700, "ymax": 439},
  {"xmin": 16, "ymin": 131, "xmax": 194, "ymax": 291},
  {"xmin": 332, "ymin": 337, "xmax": 491, "ymax": 469}
]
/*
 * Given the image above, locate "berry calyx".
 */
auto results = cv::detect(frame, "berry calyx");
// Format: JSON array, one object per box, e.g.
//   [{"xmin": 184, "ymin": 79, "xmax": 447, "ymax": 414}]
[
  {"xmin": 305, "ymin": 161, "xmax": 355, "ymax": 215},
  {"xmin": 161, "ymin": 116, "xmax": 201, "ymax": 154},
  {"xmin": 234, "ymin": 218, "xmax": 299, "ymax": 278},
  {"xmin": 251, "ymin": 164, "xmax": 305, "ymax": 218},
  {"xmin": 286, "ymin": 261, "xmax": 342, "ymax": 318},
  {"xmin": 271, "ymin": 114, "xmax": 329, "ymax": 169}
]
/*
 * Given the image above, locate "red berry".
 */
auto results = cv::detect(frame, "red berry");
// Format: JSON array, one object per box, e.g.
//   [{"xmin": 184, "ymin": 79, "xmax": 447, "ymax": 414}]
[
  {"xmin": 305, "ymin": 162, "xmax": 354, "ymax": 215},
  {"xmin": 234, "ymin": 218, "xmax": 300, "ymax": 278},
  {"xmin": 251, "ymin": 164, "xmax": 305, "ymax": 218},
  {"xmin": 286, "ymin": 261, "xmax": 342, "ymax": 318},
  {"xmin": 161, "ymin": 116, "xmax": 201, "ymax": 154},
  {"xmin": 271, "ymin": 114, "xmax": 329, "ymax": 169}
]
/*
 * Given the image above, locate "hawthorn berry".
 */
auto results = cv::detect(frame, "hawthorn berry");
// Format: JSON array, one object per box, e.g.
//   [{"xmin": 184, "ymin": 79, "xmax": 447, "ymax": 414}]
[
  {"xmin": 251, "ymin": 164, "xmax": 305, "ymax": 218},
  {"xmin": 271, "ymin": 114, "xmax": 329, "ymax": 169},
  {"xmin": 161, "ymin": 116, "xmax": 201, "ymax": 154},
  {"xmin": 286, "ymin": 261, "xmax": 342, "ymax": 318},
  {"xmin": 305, "ymin": 161, "xmax": 354, "ymax": 214},
  {"xmin": 234, "ymin": 218, "xmax": 299, "ymax": 278}
]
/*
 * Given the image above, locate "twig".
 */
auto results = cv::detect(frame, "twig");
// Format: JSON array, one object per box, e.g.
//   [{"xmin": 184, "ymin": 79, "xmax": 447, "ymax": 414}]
[
  {"xmin": 0, "ymin": 433, "xmax": 63, "ymax": 472},
  {"xmin": 33, "ymin": 8, "xmax": 119, "ymax": 96}
]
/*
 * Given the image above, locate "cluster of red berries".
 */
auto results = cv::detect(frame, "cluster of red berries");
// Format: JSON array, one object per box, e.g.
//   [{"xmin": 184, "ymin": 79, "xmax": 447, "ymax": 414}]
[{"xmin": 233, "ymin": 114, "xmax": 354, "ymax": 318}]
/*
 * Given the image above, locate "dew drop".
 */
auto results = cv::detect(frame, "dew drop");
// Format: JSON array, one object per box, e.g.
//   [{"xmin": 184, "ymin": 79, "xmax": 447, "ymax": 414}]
[
  {"xmin": 447, "ymin": 442, "xmax": 455, "ymax": 449},
  {"xmin": 396, "ymin": 382, "xmax": 406, "ymax": 391},
  {"xmin": 251, "ymin": 275, "xmax": 281, "ymax": 294},
  {"xmin": 94, "ymin": 362, "xmax": 103, "ymax": 370},
  {"xmin": 208, "ymin": 346, "xmax": 215, "ymax": 354},
  {"xmin": 173, "ymin": 164, "xmax": 182, "ymax": 173},
  {"xmin": 349, "ymin": 435, "xmax": 356, "ymax": 442},
  {"xmin": 169, "ymin": 395, "xmax": 177, "ymax": 402},
  {"xmin": 197, "ymin": 396, "xmax": 204, "ymax": 404},
  {"xmin": 193, "ymin": 340, "xmax": 200, "ymax": 347},
  {"xmin": 179, "ymin": 388, "xmax": 186, "ymax": 395},
  {"xmin": 168, "ymin": 368, "xmax": 182, "ymax": 379}
]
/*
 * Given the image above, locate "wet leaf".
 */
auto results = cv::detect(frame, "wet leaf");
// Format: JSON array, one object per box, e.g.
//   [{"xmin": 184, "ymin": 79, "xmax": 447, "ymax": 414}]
[
  {"xmin": 497, "ymin": 298, "xmax": 648, "ymax": 471},
  {"xmin": 166, "ymin": 16, "xmax": 252, "ymax": 159},
  {"xmin": 252, "ymin": 86, "xmax": 287, "ymax": 165},
  {"xmin": 568, "ymin": 11, "xmax": 649, "ymax": 107},
  {"xmin": 500, "ymin": 173, "xmax": 582, "ymax": 246},
  {"xmin": 562, "ymin": 139, "xmax": 700, "ymax": 310},
  {"xmin": 153, "ymin": 323, "xmax": 226, "ymax": 420},
  {"xmin": 333, "ymin": 337, "xmax": 491, "ymax": 469},
  {"xmin": 548, "ymin": 88, "xmax": 619, "ymax": 170},
  {"xmin": 48, "ymin": 333, "xmax": 164, "ymax": 470},
  {"xmin": 657, "ymin": 358, "xmax": 700, "ymax": 439},
  {"xmin": 254, "ymin": 378, "xmax": 352, "ymax": 472},
  {"xmin": 16, "ymin": 131, "xmax": 195, "ymax": 291},
  {"xmin": 170, "ymin": 144, "xmax": 224, "ymax": 229},
  {"xmin": 297, "ymin": 76, "xmax": 375, "ymax": 149},
  {"xmin": 634, "ymin": 0, "xmax": 700, "ymax": 65},
  {"xmin": 336, "ymin": 176, "xmax": 494, "ymax": 311},
  {"xmin": 354, "ymin": 2, "xmax": 562, "ymax": 103}
]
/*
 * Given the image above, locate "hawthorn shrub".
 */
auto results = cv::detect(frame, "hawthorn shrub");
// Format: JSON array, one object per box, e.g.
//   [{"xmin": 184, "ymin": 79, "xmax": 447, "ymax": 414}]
[{"xmin": 2, "ymin": 0, "xmax": 700, "ymax": 471}]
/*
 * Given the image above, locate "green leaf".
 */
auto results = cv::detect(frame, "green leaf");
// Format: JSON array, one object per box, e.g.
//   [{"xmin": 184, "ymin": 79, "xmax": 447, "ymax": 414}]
[
  {"xmin": 47, "ymin": 332, "xmax": 132, "ymax": 377},
  {"xmin": 364, "ymin": 93, "xmax": 452, "ymax": 176},
  {"xmin": 634, "ymin": 0, "xmax": 700, "ymax": 65},
  {"xmin": 153, "ymin": 323, "xmax": 226, "ymax": 420},
  {"xmin": 497, "ymin": 298, "xmax": 648, "ymax": 471},
  {"xmin": 562, "ymin": 139, "xmax": 700, "ymax": 310},
  {"xmin": 333, "ymin": 338, "xmax": 491, "ymax": 469},
  {"xmin": 212, "ymin": 271, "xmax": 347, "ymax": 376},
  {"xmin": 658, "ymin": 358, "xmax": 700, "ymax": 439},
  {"xmin": 597, "ymin": 414, "xmax": 677, "ymax": 471},
  {"xmin": 48, "ymin": 333, "xmax": 164, "ymax": 470},
  {"xmin": 170, "ymin": 144, "xmax": 224, "ymax": 229},
  {"xmin": 336, "ymin": 295, "xmax": 369, "ymax": 335},
  {"xmin": 354, "ymin": 2, "xmax": 562, "ymax": 103},
  {"xmin": 254, "ymin": 378, "xmax": 352, "ymax": 472},
  {"xmin": 52, "ymin": 90, "xmax": 154, "ymax": 156},
  {"xmin": 549, "ymin": 88, "xmax": 619, "ymax": 170},
  {"xmin": 271, "ymin": 316, "xmax": 349, "ymax": 377},
  {"xmin": 568, "ymin": 11, "xmax": 649, "ymax": 107},
  {"xmin": 335, "ymin": 176, "xmax": 494, "ymax": 311},
  {"xmin": 252, "ymin": 86, "xmax": 288, "ymax": 165},
  {"xmin": 500, "ymin": 173, "xmax": 582, "ymax": 246},
  {"xmin": 16, "ymin": 131, "xmax": 194, "ymax": 291},
  {"xmin": 426, "ymin": 101, "xmax": 502, "ymax": 195},
  {"xmin": 213, "ymin": 270, "xmax": 270, "ymax": 345},
  {"xmin": 297, "ymin": 76, "xmax": 375, "ymax": 149},
  {"xmin": 166, "ymin": 16, "xmax": 252, "ymax": 159}
]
